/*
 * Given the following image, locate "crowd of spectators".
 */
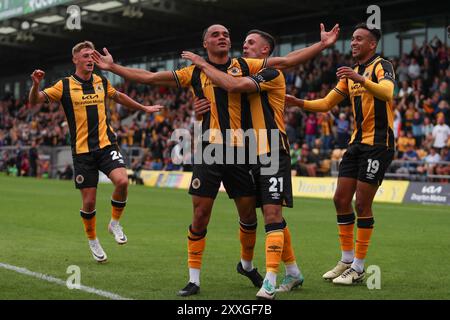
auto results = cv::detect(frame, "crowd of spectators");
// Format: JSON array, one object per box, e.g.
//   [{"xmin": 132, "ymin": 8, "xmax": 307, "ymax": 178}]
[{"xmin": 1, "ymin": 37, "xmax": 449, "ymax": 181}]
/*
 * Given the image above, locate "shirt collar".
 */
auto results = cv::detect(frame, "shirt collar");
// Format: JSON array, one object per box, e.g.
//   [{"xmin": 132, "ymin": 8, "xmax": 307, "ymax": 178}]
[
  {"xmin": 357, "ymin": 54, "xmax": 380, "ymax": 68},
  {"xmin": 205, "ymin": 57, "xmax": 232, "ymax": 71},
  {"xmin": 72, "ymin": 73, "xmax": 94, "ymax": 84}
]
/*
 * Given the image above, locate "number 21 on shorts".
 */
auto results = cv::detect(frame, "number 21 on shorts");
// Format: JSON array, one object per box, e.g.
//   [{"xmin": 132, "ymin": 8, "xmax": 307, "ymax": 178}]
[{"xmin": 269, "ymin": 177, "xmax": 283, "ymax": 192}]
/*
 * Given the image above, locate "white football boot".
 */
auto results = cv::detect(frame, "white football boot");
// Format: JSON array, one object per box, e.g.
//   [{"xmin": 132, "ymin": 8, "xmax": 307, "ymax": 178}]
[
  {"xmin": 332, "ymin": 268, "xmax": 365, "ymax": 285},
  {"xmin": 108, "ymin": 222, "xmax": 128, "ymax": 245},
  {"xmin": 256, "ymin": 279, "xmax": 276, "ymax": 300},
  {"xmin": 322, "ymin": 261, "xmax": 352, "ymax": 280},
  {"xmin": 89, "ymin": 239, "xmax": 107, "ymax": 263}
]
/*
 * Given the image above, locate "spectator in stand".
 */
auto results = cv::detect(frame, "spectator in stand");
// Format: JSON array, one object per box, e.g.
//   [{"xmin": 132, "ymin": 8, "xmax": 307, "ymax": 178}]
[
  {"xmin": 290, "ymin": 142, "xmax": 301, "ymax": 168},
  {"xmin": 29, "ymin": 140, "xmax": 39, "ymax": 177},
  {"xmin": 396, "ymin": 60, "xmax": 409, "ymax": 83},
  {"xmin": 397, "ymin": 130, "xmax": 416, "ymax": 158},
  {"xmin": 336, "ymin": 112, "xmax": 350, "ymax": 149},
  {"xmin": 304, "ymin": 113, "xmax": 318, "ymax": 149},
  {"xmin": 297, "ymin": 143, "xmax": 320, "ymax": 177},
  {"xmin": 422, "ymin": 116, "xmax": 434, "ymax": 137},
  {"xmin": 15, "ymin": 149, "xmax": 23, "ymax": 177},
  {"xmin": 398, "ymin": 80, "xmax": 413, "ymax": 98},
  {"xmin": 416, "ymin": 147, "xmax": 441, "ymax": 178},
  {"xmin": 408, "ymin": 58, "xmax": 421, "ymax": 80},
  {"xmin": 435, "ymin": 99, "xmax": 450, "ymax": 123},
  {"xmin": 318, "ymin": 113, "xmax": 333, "ymax": 155},
  {"xmin": 284, "ymin": 109, "xmax": 301, "ymax": 146},
  {"xmin": 403, "ymin": 100, "xmax": 416, "ymax": 131},
  {"xmin": 432, "ymin": 114, "xmax": 450, "ymax": 153},
  {"xmin": 411, "ymin": 111, "xmax": 424, "ymax": 146},
  {"xmin": 435, "ymin": 147, "xmax": 450, "ymax": 180},
  {"xmin": 20, "ymin": 153, "xmax": 30, "ymax": 176},
  {"xmin": 396, "ymin": 143, "xmax": 419, "ymax": 175},
  {"xmin": 393, "ymin": 102, "xmax": 402, "ymax": 138}
]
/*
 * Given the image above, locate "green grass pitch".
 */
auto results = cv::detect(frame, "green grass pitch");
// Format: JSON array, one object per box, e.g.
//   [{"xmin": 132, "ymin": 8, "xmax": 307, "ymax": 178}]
[{"xmin": 0, "ymin": 174, "xmax": 449, "ymax": 300}]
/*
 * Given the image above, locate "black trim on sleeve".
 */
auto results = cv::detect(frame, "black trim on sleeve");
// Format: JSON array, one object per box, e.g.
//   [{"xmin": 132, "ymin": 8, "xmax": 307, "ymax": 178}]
[
  {"xmin": 172, "ymin": 70, "xmax": 181, "ymax": 89},
  {"xmin": 248, "ymin": 76, "xmax": 261, "ymax": 92},
  {"xmin": 334, "ymin": 87, "xmax": 348, "ymax": 97},
  {"xmin": 41, "ymin": 90, "xmax": 50, "ymax": 103}
]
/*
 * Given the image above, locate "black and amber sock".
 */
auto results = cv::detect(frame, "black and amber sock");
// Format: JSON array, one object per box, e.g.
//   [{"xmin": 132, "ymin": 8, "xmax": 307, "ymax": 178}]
[
  {"xmin": 80, "ymin": 210, "xmax": 96, "ymax": 240},
  {"xmin": 337, "ymin": 213, "xmax": 355, "ymax": 252},
  {"xmin": 188, "ymin": 225, "xmax": 207, "ymax": 269},
  {"xmin": 281, "ymin": 221, "xmax": 296, "ymax": 264},
  {"xmin": 111, "ymin": 198, "xmax": 127, "ymax": 222},
  {"xmin": 265, "ymin": 220, "xmax": 286, "ymax": 274},
  {"xmin": 239, "ymin": 220, "xmax": 257, "ymax": 262},
  {"xmin": 355, "ymin": 217, "xmax": 374, "ymax": 260}
]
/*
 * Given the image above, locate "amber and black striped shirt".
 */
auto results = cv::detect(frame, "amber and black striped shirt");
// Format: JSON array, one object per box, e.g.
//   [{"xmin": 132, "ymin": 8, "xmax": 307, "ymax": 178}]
[
  {"xmin": 334, "ymin": 54, "xmax": 396, "ymax": 148},
  {"xmin": 173, "ymin": 57, "xmax": 266, "ymax": 146},
  {"xmin": 305, "ymin": 54, "xmax": 396, "ymax": 148},
  {"xmin": 246, "ymin": 67, "xmax": 290, "ymax": 155},
  {"xmin": 42, "ymin": 73, "xmax": 117, "ymax": 154}
]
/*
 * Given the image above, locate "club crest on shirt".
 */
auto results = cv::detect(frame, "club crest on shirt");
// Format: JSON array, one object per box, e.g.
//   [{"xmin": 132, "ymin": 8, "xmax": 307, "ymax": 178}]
[
  {"xmin": 96, "ymin": 84, "xmax": 103, "ymax": 91},
  {"xmin": 228, "ymin": 67, "xmax": 242, "ymax": 76}
]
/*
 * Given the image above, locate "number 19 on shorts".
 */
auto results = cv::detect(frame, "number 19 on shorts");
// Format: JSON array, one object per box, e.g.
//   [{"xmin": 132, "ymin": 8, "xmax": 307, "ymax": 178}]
[{"xmin": 367, "ymin": 159, "xmax": 380, "ymax": 174}]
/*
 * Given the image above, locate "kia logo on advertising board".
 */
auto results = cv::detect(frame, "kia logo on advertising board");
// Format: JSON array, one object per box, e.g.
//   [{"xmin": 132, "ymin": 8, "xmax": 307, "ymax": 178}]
[
  {"xmin": 421, "ymin": 186, "xmax": 442, "ymax": 194},
  {"xmin": 404, "ymin": 183, "xmax": 450, "ymax": 205}
]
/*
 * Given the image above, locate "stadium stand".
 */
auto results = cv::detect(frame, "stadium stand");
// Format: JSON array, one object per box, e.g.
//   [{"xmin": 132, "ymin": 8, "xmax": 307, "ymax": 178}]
[
  {"xmin": 0, "ymin": 0, "xmax": 449, "ymax": 182},
  {"xmin": 1, "ymin": 39, "xmax": 448, "ymax": 181}
]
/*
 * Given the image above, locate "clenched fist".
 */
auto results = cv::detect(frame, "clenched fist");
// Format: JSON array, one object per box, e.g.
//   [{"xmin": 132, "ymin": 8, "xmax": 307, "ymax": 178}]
[{"xmin": 31, "ymin": 69, "xmax": 45, "ymax": 86}]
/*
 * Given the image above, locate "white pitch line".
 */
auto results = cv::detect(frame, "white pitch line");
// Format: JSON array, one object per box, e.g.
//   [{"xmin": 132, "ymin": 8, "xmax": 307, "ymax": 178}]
[{"xmin": 0, "ymin": 262, "xmax": 131, "ymax": 300}]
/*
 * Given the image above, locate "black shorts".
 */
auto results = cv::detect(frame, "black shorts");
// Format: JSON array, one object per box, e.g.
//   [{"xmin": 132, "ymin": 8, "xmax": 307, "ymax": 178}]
[
  {"xmin": 251, "ymin": 152, "xmax": 293, "ymax": 208},
  {"xmin": 72, "ymin": 144, "xmax": 126, "ymax": 189},
  {"xmin": 339, "ymin": 143, "xmax": 395, "ymax": 185},
  {"xmin": 188, "ymin": 163, "xmax": 256, "ymax": 199}
]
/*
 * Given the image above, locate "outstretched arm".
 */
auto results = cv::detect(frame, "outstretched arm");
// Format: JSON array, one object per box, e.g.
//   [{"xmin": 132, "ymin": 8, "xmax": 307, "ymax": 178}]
[
  {"xmin": 113, "ymin": 91, "xmax": 164, "ymax": 113},
  {"xmin": 92, "ymin": 48, "xmax": 176, "ymax": 86},
  {"xmin": 267, "ymin": 23, "xmax": 340, "ymax": 70},
  {"xmin": 181, "ymin": 51, "xmax": 258, "ymax": 93},
  {"xmin": 285, "ymin": 90, "xmax": 345, "ymax": 113}
]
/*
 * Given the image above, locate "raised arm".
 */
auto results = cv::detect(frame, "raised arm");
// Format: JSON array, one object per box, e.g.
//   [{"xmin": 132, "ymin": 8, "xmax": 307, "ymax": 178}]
[
  {"xmin": 92, "ymin": 48, "xmax": 177, "ymax": 87},
  {"xmin": 267, "ymin": 23, "xmax": 340, "ymax": 70},
  {"xmin": 113, "ymin": 91, "xmax": 164, "ymax": 114},
  {"xmin": 181, "ymin": 51, "xmax": 258, "ymax": 93},
  {"xmin": 29, "ymin": 70, "xmax": 48, "ymax": 105}
]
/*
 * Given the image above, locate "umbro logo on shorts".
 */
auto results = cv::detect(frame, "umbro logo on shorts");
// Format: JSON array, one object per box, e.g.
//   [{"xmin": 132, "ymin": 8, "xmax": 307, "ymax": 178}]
[
  {"xmin": 366, "ymin": 173, "xmax": 375, "ymax": 179},
  {"xmin": 271, "ymin": 192, "xmax": 280, "ymax": 200}
]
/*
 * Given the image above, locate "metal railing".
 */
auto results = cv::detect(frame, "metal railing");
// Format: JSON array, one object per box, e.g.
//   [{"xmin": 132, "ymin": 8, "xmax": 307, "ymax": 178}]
[
  {"xmin": 0, "ymin": 145, "xmax": 148, "ymax": 178},
  {"xmin": 331, "ymin": 159, "xmax": 450, "ymax": 182},
  {"xmin": 2, "ymin": 145, "xmax": 449, "ymax": 182}
]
